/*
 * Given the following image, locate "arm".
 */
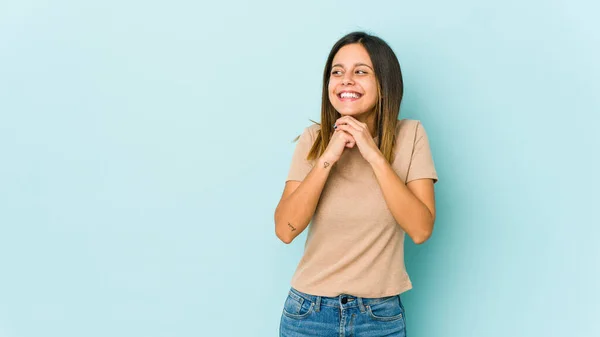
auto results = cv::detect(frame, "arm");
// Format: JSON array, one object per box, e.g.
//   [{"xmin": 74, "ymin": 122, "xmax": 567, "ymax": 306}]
[
  {"xmin": 274, "ymin": 157, "xmax": 333, "ymax": 244},
  {"xmin": 369, "ymin": 156, "xmax": 436, "ymax": 244}
]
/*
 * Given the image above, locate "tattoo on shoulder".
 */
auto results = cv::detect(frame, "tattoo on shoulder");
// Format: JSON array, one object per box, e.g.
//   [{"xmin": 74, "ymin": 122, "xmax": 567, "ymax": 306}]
[
  {"xmin": 323, "ymin": 161, "xmax": 330, "ymax": 168},
  {"xmin": 287, "ymin": 222, "xmax": 296, "ymax": 231}
]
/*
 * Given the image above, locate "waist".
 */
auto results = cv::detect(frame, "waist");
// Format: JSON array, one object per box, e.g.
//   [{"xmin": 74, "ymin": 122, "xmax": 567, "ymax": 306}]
[{"xmin": 289, "ymin": 286, "xmax": 400, "ymax": 309}]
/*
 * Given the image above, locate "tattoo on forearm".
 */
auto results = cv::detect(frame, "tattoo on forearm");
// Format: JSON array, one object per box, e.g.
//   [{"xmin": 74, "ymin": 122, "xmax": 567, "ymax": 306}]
[
  {"xmin": 287, "ymin": 222, "xmax": 296, "ymax": 231},
  {"xmin": 323, "ymin": 161, "xmax": 330, "ymax": 168}
]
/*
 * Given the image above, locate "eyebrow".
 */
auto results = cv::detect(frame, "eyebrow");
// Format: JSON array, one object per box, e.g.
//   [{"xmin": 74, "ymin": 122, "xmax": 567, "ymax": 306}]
[{"xmin": 332, "ymin": 63, "xmax": 374, "ymax": 70}]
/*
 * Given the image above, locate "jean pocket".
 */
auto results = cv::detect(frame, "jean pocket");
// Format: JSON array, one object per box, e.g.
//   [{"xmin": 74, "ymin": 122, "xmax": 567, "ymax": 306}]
[
  {"xmin": 366, "ymin": 295, "xmax": 404, "ymax": 322},
  {"xmin": 282, "ymin": 291, "xmax": 314, "ymax": 320}
]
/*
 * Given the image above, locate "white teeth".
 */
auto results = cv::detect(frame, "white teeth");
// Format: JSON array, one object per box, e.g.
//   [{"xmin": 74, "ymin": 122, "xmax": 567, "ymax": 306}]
[{"xmin": 340, "ymin": 92, "xmax": 361, "ymax": 98}]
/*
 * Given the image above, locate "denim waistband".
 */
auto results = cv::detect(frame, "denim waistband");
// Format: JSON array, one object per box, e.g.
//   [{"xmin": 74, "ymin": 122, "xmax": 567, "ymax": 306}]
[{"xmin": 289, "ymin": 287, "xmax": 401, "ymax": 313}]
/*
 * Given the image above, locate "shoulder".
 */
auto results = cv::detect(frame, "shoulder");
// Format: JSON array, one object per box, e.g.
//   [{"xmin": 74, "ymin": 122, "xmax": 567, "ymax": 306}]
[
  {"xmin": 307, "ymin": 123, "xmax": 321, "ymax": 137},
  {"xmin": 396, "ymin": 118, "xmax": 421, "ymax": 133},
  {"xmin": 395, "ymin": 118, "xmax": 423, "ymax": 142},
  {"xmin": 292, "ymin": 122, "xmax": 321, "ymax": 144},
  {"xmin": 300, "ymin": 122, "xmax": 321, "ymax": 142}
]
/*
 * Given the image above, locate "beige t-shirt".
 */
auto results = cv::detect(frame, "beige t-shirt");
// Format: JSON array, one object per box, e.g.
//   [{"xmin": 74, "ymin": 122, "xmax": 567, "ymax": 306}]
[{"xmin": 285, "ymin": 118, "xmax": 438, "ymax": 298}]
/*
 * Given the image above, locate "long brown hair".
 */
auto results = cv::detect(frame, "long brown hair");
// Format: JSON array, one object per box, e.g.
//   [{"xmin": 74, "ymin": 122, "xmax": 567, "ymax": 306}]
[{"xmin": 296, "ymin": 31, "xmax": 404, "ymax": 164}]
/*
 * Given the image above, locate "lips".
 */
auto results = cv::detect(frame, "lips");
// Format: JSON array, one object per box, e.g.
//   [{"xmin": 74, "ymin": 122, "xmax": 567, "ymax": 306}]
[{"xmin": 337, "ymin": 91, "xmax": 363, "ymax": 101}]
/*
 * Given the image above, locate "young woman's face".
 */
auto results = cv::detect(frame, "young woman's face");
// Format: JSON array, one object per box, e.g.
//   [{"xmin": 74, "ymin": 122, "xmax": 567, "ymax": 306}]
[{"xmin": 328, "ymin": 43, "xmax": 378, "ymax": 117}]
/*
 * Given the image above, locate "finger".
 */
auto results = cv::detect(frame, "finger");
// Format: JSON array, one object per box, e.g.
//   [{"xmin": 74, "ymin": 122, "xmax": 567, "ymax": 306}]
[
  {"xmin": 335, "ymin": 128, "xmax": 355, "ymax": 147},
  {"xmin": 334, "ymin": 127, "xmax": 353, "ymax": 136},
  {"xmin": 345, "ymin": 137, "xmax": 355, "ymax": 148},
  {"xmin": 337, "ymin": 115, "xmax": 363, "ymax": 126},
  {"xmin": 338, "ymin": 117, "xmax": 365, "ymax": 132},
  {"xmin": 334, "ymin": 123, "xmax": 359, "ymax": 137},
  {"xmin": 335, "ymin": 120, "xmax": 363, "ymax": 137}
]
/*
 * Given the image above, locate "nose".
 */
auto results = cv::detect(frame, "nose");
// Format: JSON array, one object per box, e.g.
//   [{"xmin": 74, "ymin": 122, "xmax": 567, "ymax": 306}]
[{"xmin": 342, "ymin": 72, "xmax": 354, "ymax": 85}]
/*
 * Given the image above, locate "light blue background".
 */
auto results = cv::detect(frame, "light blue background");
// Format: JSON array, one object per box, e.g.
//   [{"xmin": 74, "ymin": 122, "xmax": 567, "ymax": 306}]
[{"xmin": 1, "ymin": 0, "xmax": 598, "ymax": 336}]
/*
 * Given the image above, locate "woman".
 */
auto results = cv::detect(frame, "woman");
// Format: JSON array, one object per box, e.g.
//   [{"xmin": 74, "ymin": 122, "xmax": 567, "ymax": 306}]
[{"xmin": 274, "ymin": 31, "xmax": 439, "ymax": 337}]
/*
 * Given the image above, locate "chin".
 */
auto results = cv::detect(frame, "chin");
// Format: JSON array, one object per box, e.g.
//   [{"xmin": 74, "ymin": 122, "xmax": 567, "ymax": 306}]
[{"xmin": 335, "ymin": 108, "xmax": 370, "ymax": 116}]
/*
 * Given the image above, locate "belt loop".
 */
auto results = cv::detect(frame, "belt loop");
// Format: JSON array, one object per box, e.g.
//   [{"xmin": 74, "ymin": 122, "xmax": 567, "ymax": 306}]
[
  {"xmin": 357, "ymin": 297, "xmax": 366, "ymax": 313},
  {"xmin": 398, "ymin": 294, "xmax": 404, "ymax": 312},
  {"xmin": 314, "ymin": 296, "xmax": 321, "ymax": 312}
]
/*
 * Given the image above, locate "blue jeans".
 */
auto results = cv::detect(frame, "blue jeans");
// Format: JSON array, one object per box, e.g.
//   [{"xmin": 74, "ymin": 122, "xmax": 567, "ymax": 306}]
[{"xmin": 279, "ymin": 287, "xmax": 407, "ymax": 337}]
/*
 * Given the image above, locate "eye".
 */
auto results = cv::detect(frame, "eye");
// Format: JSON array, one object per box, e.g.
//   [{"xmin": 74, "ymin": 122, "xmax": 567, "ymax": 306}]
[
  {"xmin": 331, "ymin": 70, "xmax": 342, "ymax": 76},
  {"xmin": 356, "ymin": 69, "xmax": 367, "ymax": 74}
]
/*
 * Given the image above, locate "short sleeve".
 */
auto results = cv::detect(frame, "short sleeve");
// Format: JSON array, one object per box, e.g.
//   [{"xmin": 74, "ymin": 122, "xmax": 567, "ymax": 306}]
[
  {"xmin": 286, "ymin": 127, "xmax": 315, "ymax": 182},
  {"xmin": 406, "ymin": 121, "xmax": 439, "ymax": 184}
]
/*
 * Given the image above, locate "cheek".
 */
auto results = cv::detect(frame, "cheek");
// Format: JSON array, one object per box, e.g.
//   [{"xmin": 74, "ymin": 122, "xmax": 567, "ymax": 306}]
[
  {"xmin": 366, "ymin": 93, "xmax": 378, "ymax": 106},
  {"xmin": 363, "ymin": 82, "xmax": 378, "ymax": 102},
  {"xmin": 328, "ymin": 81, "xmax": 336, "ymax": 93},
  {"xmin": 363, "ymin": 79, "xmax": 377, "ymax": 92},
  {"xmin": 327, "ymin": 84, "xmax": 337, "ymax": 99},
  {"xmin": 362, "ymin": 90, "xmax": 378, "ymax": 107},
  {"xmin": 328, "ymin": 93, "xmax": 338, "ymax": 106}
]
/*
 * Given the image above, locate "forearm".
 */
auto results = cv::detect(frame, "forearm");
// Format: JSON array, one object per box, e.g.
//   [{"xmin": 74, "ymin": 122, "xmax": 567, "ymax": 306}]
[
  {"xmin": 274, "ymin": 158, "xmax": 333, "ymax": 244},
  {"xmin": 369, "ymin": 155, "xmax": 434, "ymax": 244}
]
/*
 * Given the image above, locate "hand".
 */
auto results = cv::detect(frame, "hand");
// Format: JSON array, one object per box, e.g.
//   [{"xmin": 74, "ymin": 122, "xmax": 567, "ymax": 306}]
[
  {"xmin": 320, "ymin": 126, "xmax": 356, "ymax": 165},
  {"xmin": 333, "ymin": 116, "xmax": 383, "ymax": 164}
]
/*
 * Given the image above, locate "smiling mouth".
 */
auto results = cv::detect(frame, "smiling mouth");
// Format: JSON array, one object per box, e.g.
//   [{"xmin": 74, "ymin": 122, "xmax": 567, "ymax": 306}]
[{"xmin": 337, "ymin": 92, "xmax": 363, "ymax": 101}]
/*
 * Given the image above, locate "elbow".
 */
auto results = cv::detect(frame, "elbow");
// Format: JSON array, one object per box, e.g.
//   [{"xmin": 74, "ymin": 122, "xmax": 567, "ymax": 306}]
[
  {"xmin": 275, "ymin": 224, "xmax": 293, "ymax": 244},
  {"xmin": 410, "ymin": 221, "xmax": 434, "ymax": 245},
  {"xmin": 412, "ymin": 230, "xmax": 432, "ymax": 245},
  {"xmin": 411, "ymin": 211, "xmax": 435, "ymax": 244},
  {"xmin": 274, "ymin": 211, "xmax": 293, "ymax": 244},
  {"xmin": 278, "ymin": 233, "xmax": 292, "ymax": 244}
]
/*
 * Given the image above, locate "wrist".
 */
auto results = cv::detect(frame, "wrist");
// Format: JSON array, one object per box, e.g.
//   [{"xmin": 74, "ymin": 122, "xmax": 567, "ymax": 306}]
[
  {"xmin": 368, "ymin": 152, "xmax": 387, "ymax": 168},
  {"xmin": 317, "ymin": 157, "xmax": 335, "ymax": 169}
]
